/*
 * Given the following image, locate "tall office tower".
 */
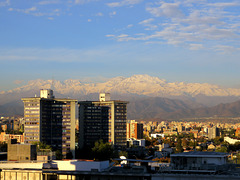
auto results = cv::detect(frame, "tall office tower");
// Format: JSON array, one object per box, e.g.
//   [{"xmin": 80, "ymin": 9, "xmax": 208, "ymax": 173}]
[
  {"xmin": 208, "ymin": 127, "xmax": 220, "ymax": 140},
  {"xmin": 78, "ymin": 102, "xmax": 109, "ymax": 148},
  {"xmin": 78, "ymin": 93, "xmax": 128, "ymax": 148},
  {"xmin": 22, "ymin": 89, "xmax": 77, "ymax": 158},
  {"xmin": 126, "ymin": 120, "xmax": 143, "ymax": 139}
]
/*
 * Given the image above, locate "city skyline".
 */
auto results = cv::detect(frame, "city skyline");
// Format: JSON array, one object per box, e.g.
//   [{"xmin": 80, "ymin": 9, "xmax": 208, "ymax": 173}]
[{"xmin": 1, "ymin": 0, "xmax": 240, "ymax": 91}]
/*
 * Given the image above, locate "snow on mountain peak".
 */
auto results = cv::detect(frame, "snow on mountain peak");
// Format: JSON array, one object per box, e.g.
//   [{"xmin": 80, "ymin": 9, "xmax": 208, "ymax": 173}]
[{"xmin": 2, "ymin": 75, "xmax": 240, "ymax": 97}]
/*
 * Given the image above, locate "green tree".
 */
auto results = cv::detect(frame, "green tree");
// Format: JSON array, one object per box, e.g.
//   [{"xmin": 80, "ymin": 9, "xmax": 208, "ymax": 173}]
[
  {"xmin": 92, "ymin": 140, "xmax": 114, "ymax": 161},
  {"xmin": 31, "ymin": 141, "xmax": 52, "ymax": 151},
  {"xmin": 0, "ymin": 142, "xmax": 7, "ymax": 152},
  {"xmin": 216, "ymin": 146, "xmax": 228, "ymax": 153},
  {"xmin": 175, "ymin": 136, "xmax": 183, "ymax": 153},
  {"xmin": 182, "ymin": 138, "xmax": 188, "ymax": 147},
  {"xmin": 55, "ymin": 150, "xmax": 63, "ymax": 160}
]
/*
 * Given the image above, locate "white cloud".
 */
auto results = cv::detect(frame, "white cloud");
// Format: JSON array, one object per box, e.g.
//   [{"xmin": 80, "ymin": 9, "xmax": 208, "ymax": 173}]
[
  {"xmin": 107, "ymin": 0, "xmax": 142, "ymax": 7},
  {"xmin": 8, "ymin": 7, "xmax": 37, "ymax": 14},
  {"xmin": 8, "ymin": 6, "xmax": 62, "ymax": 17},
  {"xmin": 146, "ymin": 2, "xmax": 184, "ymax": 18},
  {"xmin": 105, "ymin": 0, "xmax": 240, "ymax": 52},
  {"xmin": 38, "ymin": 1, "xmax": 60, "ymax": 5},
  {"xmin": 0, "ymin": 0, "xmax": 10, "ymax": 7},
  {"xmin": 208, "ymin": 2, "xmax": 240, "ymax": 8},
  {"xmin": 127, "ymin": 24, "xmax": 133, "ymax": 28},
  {"xmin": 75, "ymin": 0, "xmax": 98, "ymax": 5},
  {"xmin": 215, "ymin": 45, "xmax": 240, "ymax": 54},
  {"xmin": 105, "ymin": 34, "xmax": 115, "ymax": 37},
  {"xmin": 109, "ymin": 11, "xmax": 116, "ymax": 17},
  {"xmin": 139, "ymin": 18, "xmax": 154, "ymax": 25},
  {"xmin": 96, "ymin": 12, "xmax": 103, "ymax": 16},
  {"xmin": 189, "ymin": 44, "xmax": 204, "ymax": 50},
  {"xmin": 139, "ymin": 18, "xmax": 157, "ymax": 30}
]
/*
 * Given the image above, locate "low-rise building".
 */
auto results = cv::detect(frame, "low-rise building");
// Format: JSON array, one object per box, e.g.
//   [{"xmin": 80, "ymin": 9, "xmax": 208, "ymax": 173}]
[
  {"xmin": 127, "ymin": 138, "xmax": 145, "ymax": 147},
  {"xmin": 7, "ymin": 139, "xmax": 37, "ymax": 161},
  {"xmin": 224, "ymin": 136, "xmax": 240, "ymax": 144},
  {"xmin": 0, "ymin": 132, "xmax": 24, "ymax": 143},
  {"xmin": 170, "ymin": 151, "xmax": 228, "ymax": 171}
]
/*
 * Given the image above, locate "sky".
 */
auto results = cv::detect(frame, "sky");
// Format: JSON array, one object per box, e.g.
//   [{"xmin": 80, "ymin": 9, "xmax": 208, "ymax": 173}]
[{"xmin": 0, "ymin": 0, "xmax": 240, "ymax": 91}]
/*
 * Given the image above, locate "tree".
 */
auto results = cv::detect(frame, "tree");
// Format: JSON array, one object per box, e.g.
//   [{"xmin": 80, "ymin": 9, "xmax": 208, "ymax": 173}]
[
  {"xmin": 0, "ymin": 142, "xmax": 7, "ymax": 152},
  {"xmin": 55, "ymin": 150, "xmax": 63, "ymax": 160},
  {"xmin": 216, "ymin": 146, "xmax": 228, "ymax": 153},
  {"xmin": 175, "ymin": 136, "xmax": 183, "ymax": 153},
  {"xmin": 182, "ymin": 138, "xmax": 188, "ymax": 147},
  {"xmin": 92, "ymin": 140, "xmax": 114, "ymax": 161},
  {"xmin": 31, "ymin": 141, "xmax": 52, "ymax": 151}
]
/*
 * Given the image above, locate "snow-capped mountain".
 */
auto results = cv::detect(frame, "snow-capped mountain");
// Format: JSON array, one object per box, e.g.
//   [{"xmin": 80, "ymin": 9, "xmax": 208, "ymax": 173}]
[
  {"xmin": 1, "ymin": 74, "xmax": 240, "ymax": 97},
  {"xmin": 1, "ymin": 74, "xmax": 240, "ymax": 119}
]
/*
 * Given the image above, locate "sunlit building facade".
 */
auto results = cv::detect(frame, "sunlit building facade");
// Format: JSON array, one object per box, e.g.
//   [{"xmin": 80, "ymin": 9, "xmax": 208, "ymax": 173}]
[{"xmin": 22, "ymin": 89, "xmax": 77, "ymax": 158}]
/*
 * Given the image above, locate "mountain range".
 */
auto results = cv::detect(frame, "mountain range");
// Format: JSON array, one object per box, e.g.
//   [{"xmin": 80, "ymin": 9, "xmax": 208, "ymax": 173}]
[{"xmin": 1, "ymin": 74, "xmax": 240, "ymax": 121}]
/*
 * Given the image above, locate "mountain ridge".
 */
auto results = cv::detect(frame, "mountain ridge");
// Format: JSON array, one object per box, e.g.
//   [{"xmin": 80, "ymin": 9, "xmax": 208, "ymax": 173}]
[
  {"xmin": 1, "ymin": 74, "xmax": 240, "ymax": 98},
  {"xmin": 1, "ymin": 74, "xmax": 240, "ymax": 120}
]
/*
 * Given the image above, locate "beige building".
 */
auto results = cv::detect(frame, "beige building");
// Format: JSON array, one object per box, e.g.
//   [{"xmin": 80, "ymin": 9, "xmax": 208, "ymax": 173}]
[
  {"xmin": 7, "ymin": 139, "xmax": 37, "ymax": 161},
  {"xmin": 22, "ymin": 89, "xmax": 77, "ymax": 158},
  {"xmin": 0, "ymin": 132, "xmax": 24, "ymax": 143}
]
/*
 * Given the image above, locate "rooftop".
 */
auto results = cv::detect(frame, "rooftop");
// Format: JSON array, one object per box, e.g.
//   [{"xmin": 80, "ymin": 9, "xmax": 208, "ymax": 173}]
[{"xmin": 171, "ymin": 151, "xmax": 228, "ymax": 158}]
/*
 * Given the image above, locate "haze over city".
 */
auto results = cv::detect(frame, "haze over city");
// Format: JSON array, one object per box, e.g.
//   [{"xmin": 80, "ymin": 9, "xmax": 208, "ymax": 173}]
[{"xmin": 1, "ymin": 0, "xmax": 240, "ymax": 91}]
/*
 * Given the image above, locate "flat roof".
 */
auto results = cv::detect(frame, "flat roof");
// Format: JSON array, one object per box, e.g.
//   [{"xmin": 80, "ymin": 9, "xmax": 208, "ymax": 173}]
[
  {"xmin": 170, "ymin": 151, "xmax": 228, "ymax": 158},
  {"xmin": 22, "ymin": 97, "xmax": 77, "ymax": 102},
  {"xmin": 113, "ymin": 159, "xmax": 157, "ymax": 163},
  {"xmin": 79, "ymin": 100, "xmax": 129, "ymax": 103}
]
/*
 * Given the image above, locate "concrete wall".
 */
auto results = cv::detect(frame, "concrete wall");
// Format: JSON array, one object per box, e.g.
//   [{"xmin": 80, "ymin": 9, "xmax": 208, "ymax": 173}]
[
  {"xmin": 7, "ymin": 143, "xmax": 36, "ymax": 161},
  {"xmin": 0, "ymin": 170, "xmax": 43, "ymax": 180},
  {"xmin": 54, "ymin": 160, "xmax": 109, "ymax": 171}
]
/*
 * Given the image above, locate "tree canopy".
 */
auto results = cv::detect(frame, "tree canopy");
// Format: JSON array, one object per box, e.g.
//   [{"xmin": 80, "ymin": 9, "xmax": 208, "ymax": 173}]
[{"xmin": 92, "ymin": 139, "xmax": 114, "ymax": 161}]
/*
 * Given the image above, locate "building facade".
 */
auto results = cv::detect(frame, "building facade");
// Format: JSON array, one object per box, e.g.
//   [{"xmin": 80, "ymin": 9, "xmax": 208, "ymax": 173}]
[
  {"xmin": 22, "ymin": 89, "xmax": 77, "ymax": 158},
  {"xmin": 208, "ymin": 127, "xmax": 220, "ymax": 140},
  {"xmin": 126, "ymin": 120, "xmax": 143, "ymax": 139},
  {"xmin": 79, "ymin": 93, "xmax": 128, "ymax": 148},
  {"xmin": 78, "ymin": 102, "xmax": 109, "ymax": 148},
  {"xmin": 0, "ymin": 132, "xmax": 24, "ymax": 143}
]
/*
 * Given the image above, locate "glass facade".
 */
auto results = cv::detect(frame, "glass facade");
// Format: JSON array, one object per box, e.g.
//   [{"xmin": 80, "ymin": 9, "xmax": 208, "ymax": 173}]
[{"xmin": 22, "ymin": 96, "xmax": 76, "ymax": 158}]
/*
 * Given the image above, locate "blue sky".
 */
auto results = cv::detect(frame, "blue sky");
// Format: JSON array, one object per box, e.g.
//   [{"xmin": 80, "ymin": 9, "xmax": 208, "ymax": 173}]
[{"xmin": 0, "ymin": 0, "xmax": 240, "ymax": 91}]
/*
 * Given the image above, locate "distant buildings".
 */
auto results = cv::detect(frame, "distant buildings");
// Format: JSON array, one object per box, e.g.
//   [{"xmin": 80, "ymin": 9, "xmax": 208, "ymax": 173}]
[
  {"xmin": 126, "ymin": 120, "xmax": 143, "ymax": 139},
  {"xmin": 0, "ymin": 132, "xmax": 24, "ymax": 143},
  {"xmin": 127, "ymin": 138, "xmax": 145, "ymax": 147},
  {"xmin": 208, "ymin": 127, "xmax": 220, "ymax": 139},
  {"xmin": 79, "ymin": 93, "xmax": 128, "ymax": 148},
  {"xmin": 224, "ymin": 136, "xmax": 240, "ymax": 145},
  {"xmin": 22, "ymin": 89, "xmax": 77, "ymax": 158},
  {"xmin": 170, "ymin": 151, "xmax": 228, "ymax": 171}
]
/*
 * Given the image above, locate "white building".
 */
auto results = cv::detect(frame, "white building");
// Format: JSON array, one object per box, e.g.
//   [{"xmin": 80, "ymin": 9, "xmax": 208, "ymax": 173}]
[
  {"xmin": 224, "ymin": 136, "xmax": 240, "ymax": 144},
  {"xmin": 171, "ymin": 151, "xmax": 228, "ymax": 170},
  {"xmin": 127, "ymin": 138, "xmax": 145, "ymax": 147}
]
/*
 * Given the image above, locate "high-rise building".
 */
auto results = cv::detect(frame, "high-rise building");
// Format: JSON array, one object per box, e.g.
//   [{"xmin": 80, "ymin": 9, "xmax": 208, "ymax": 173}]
[
  {"xmin": 126, "ymin": 120, "xmax": 143, "ymax": 139},
  {"xmin": 78, "ymin": 102, "xmax": 109, "ymax": 148},
  {"xmin": 208, "ymin": 127, "xmax": 220, "ymax": 140},
  {"xmin": 22, "ymin": 89, "xmax": 77, "ymax": 158},
  {"xmin": 78, "ymin": 93, "xmax": 128, "ymax": 148}
]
